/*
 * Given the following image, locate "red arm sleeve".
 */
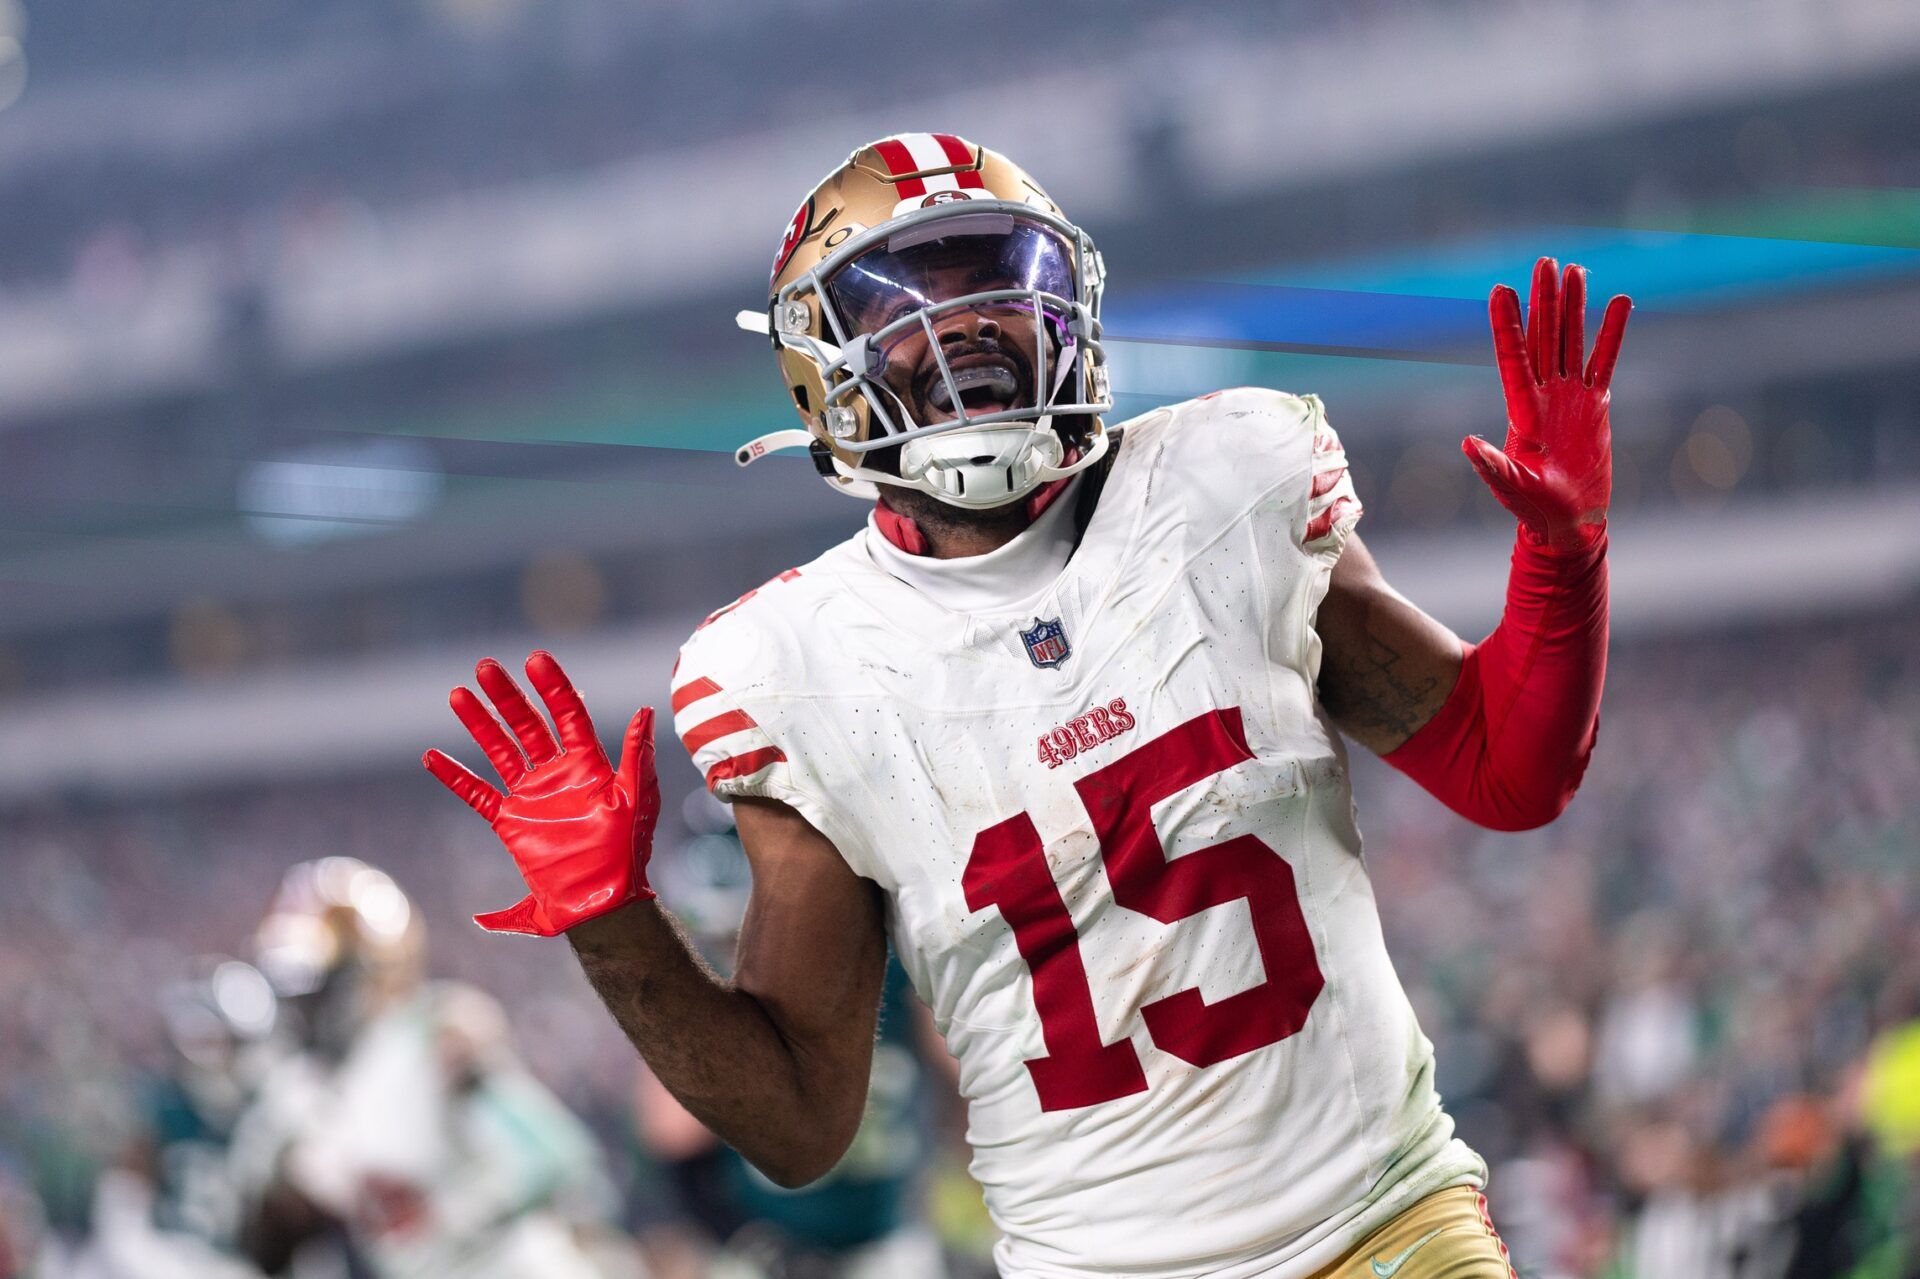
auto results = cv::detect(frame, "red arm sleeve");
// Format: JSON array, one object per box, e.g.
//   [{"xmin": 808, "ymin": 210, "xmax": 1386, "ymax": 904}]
[{"xmin": 1382, "ymin": 529, "xmax": 1609, "ymax": 831}]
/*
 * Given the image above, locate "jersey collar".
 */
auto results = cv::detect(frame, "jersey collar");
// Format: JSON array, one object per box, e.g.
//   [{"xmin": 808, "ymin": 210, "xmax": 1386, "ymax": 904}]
[{"xmin": 870, "ymin": 471, "xmax": 1080, "ymax": 558}]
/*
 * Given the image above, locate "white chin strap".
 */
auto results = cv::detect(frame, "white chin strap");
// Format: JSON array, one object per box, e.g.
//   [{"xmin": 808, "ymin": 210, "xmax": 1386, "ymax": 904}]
[
  {"xmin": 736, "ymin": 417, "xmax": 1109, "ymax": 508},
  {"xmin": 899, "ymin": 424, "xmax": 1062, "ymax": 508},
  {"xmin": 887, "ymin": 345, "xmax": 1100, "ymax": 507}
]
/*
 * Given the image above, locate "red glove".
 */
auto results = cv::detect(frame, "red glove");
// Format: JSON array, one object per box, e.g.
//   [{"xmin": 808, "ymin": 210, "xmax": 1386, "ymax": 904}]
[
  {"xmin": 1386, "ymin": 258, "xmax": 1630, "ymax": 831},
  {"xmin": 424, "ymin": 651, "xmax": 659, "ymax": 936},
  {"xmin": 1464, "ymin": 256, "xmax": 1631, "ymax": 551}
]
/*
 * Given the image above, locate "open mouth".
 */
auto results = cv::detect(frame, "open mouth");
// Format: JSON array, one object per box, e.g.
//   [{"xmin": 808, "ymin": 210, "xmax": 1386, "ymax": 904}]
[{"xmin": 924, "ymin": 355, "xmax": 1025, "ymax": 418}]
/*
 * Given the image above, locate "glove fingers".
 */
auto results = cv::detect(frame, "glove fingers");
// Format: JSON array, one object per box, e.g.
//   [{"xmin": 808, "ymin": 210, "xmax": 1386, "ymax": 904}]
[
  {"xmin": 526, "ymin": 650, "xmax": 608, "ymax": 767},
  {"xmin": 423, "ymin": 749, "xmax": 503, "ymax": 822},
  {"xmin": 1559, "ymin": 263, "xmax": 1586, "ymax": 380},
  {"xmin": 476, "ymin": 658, "xmax": 561, "ymax": 767},
  {"xmin": 1586, "ymin": 293, "xmax": 1632, "ymax": 390},
  {"xmin": 474, "ymin": 894, "xmax": 555, "ymax": 937},
  {"xmin": 1488, "ymin": 285, "xmax": 1534, "ymax": 423},
  {"xmin": 450, "ymin": 686, "xmax": 528, "ymax": 787},
  {"xmin": 617, "ymin": 708, "xmax": 662, "ymax": 850},
  {"xmin": 1527, "ymin": 257, "xmax": 1560, "ymax": 386}
]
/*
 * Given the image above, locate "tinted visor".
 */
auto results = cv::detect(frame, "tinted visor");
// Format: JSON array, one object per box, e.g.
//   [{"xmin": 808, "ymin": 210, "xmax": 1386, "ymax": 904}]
[{"xmin": 825, "ymin": 215, "xmax": 1076, "ymax": 340}]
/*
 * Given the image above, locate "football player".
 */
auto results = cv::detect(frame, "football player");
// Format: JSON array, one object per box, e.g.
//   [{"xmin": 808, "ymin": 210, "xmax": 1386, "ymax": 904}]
[
  {"xmin": 229, "ymin": 858, "xmax": 634, "ymax": 1279},
  {"xmin": 427, "ymin": 134, "xmax": 1628, "ymax": 1278}
]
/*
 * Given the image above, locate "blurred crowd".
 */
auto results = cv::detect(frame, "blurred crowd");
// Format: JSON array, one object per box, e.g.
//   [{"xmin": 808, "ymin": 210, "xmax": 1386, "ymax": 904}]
[
  {"xmin": 4, "ymin": 604, "xmax": 1918, "ymax": 1278},
  {"xmin": 11, "ymin": 0, "xmax": 1920, "ymax": 308},
  {"xmin": 1363, "ymin": 606, "xmax": 1920, "ymax": 1276},
  {"xmin": 0, "ymin": 0, "xmax": 1471, "ymax": 292}
]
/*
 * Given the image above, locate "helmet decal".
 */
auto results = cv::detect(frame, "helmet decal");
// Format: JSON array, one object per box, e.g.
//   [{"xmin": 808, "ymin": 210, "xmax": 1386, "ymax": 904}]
[
  {"xmin": 871, "ymin": 132, "xmax": 986, "ymax": 200},
  {"xmin": 771, "ymin": 196, "xmax": 813, "ymax": 284}
]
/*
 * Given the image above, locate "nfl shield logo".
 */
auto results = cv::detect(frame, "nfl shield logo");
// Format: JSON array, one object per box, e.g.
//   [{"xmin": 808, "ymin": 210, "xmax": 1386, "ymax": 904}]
[{"xmin": 1020, "ymin": 617, "xmax": 1071, "ymax": 670}]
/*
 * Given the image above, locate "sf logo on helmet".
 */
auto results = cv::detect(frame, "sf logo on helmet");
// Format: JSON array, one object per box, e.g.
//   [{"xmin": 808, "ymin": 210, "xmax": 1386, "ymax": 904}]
[
  {"xmin": 920, "ymin": 190, "xmax": 972, "ymax": 208},
  {"xmin": 771, "ymin": 198, "xmax": 812, "ymax": 283}
]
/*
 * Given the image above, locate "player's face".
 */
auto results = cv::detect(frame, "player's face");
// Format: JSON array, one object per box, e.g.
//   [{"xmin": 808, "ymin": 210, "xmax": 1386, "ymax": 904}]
[
  {"xmin": 826, "ymin": 222, "xmax": 1075, "ymax": 426},
  {"xmin": 870, "ymin": 279, "xmax": 1042, "ymax": 426}
]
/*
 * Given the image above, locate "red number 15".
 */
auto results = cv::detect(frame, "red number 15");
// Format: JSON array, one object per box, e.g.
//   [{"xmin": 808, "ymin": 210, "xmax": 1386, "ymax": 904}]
[{"xmin": 962, "ymin": 707, "xmax": 1325, "ymax": 1112}]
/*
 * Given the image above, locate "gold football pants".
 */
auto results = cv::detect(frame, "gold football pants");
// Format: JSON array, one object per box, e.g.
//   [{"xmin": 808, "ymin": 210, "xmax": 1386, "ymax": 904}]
[{"xmin": 1308, "ymin": 1187, "xmax": 1517, "ymax": 1279}]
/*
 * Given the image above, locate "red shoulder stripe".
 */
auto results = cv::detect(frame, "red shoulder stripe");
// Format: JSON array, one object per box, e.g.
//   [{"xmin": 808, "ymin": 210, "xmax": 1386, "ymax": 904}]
[
  {"xmin": 1310, "ymin": 465, "xmax": 1348, "ymax": 498},
  {"xmin": 1305, "ymin": 495, "xmax": 1360, "ymax": 543},
  {"xmin": 671, "ymin": 677, "xmax": 722, "ymax": 713},
  {"xmin": 681, "ymin": 709, "xmax": 758, "ymax": 754},
  {"xmin": 705, "ymin": 747, "xmax": 787, "ymax": 790}
]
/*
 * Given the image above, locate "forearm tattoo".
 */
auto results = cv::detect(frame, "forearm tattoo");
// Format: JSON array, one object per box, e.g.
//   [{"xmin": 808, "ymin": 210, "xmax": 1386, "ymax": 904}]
[{"xmin": 1320, "ymin": 629, "xmax": 1448, "ymax": 752}]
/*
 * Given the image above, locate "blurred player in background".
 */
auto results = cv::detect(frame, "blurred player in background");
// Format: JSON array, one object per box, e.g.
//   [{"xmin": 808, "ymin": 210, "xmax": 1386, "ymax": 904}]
[
  {"xmin": 223, "ymin": 858, "xmax": 639, "ymax": 1279},
  {"xmin": 425, "ymin": 134, "xmax": 1628, "ymax": 1276},
  {"xmin": 85, "ymin": 957, "xmax": 279, "ymax": 1279}
]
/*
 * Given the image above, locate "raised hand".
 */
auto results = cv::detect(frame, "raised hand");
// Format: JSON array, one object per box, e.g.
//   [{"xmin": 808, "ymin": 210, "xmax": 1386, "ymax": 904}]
[
  {"xmin": 424, "ymin": 651, "xmax": 658, "ymax": 936},
  {"xmin": 1465, "ymin": 256, "xmax": 1632, "ymax": 550}
]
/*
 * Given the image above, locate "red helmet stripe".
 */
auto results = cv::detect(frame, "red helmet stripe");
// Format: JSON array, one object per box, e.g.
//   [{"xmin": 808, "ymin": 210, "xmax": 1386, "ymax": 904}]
[
  {"xmin": 933, "ymin": 133, "xmax": 985, "ymax": 188},
  {"xmin": 932, "ymin": 132, "xmax": 971, "ymax": 165},
  {"xmin": 871, "ymin": 137, "xmax": 927, "ymax": 198}
]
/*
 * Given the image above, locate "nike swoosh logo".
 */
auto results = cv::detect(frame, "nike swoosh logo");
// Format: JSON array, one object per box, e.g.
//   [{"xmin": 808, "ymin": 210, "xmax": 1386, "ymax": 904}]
[{"xmin": 1370, "ymin": 1227, "xmax": 1446, "ymax": 1278}]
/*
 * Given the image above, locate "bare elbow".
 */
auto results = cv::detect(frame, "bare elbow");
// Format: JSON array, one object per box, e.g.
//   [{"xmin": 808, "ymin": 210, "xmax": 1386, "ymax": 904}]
[
  {"xmin": 742, "ymin": 1096, "xmax": 863, "ymax": 1189},
  {"xmin": 756, "ymin": 1156, "xmax": 834, "ymax": 1191},
  {"xmin": 748, "ymin": 1131, "xmax": 853, "ymax": 1189}
]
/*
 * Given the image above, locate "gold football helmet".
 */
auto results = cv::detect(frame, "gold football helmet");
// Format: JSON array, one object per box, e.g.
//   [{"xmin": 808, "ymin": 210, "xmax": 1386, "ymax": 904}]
[
  {"xmin": 253, "ymin": 857, "xmax": 424, "ymax": 1055},
  {"xmin": 736, "ymin": 133, "xmax": 1113, "ymax": 508}
]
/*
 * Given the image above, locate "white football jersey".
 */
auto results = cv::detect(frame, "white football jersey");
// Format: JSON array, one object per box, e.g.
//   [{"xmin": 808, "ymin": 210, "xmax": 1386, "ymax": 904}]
[{"xmin": 671, "ymin": 389, "xmax": 1485, "ymax": 1278}]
